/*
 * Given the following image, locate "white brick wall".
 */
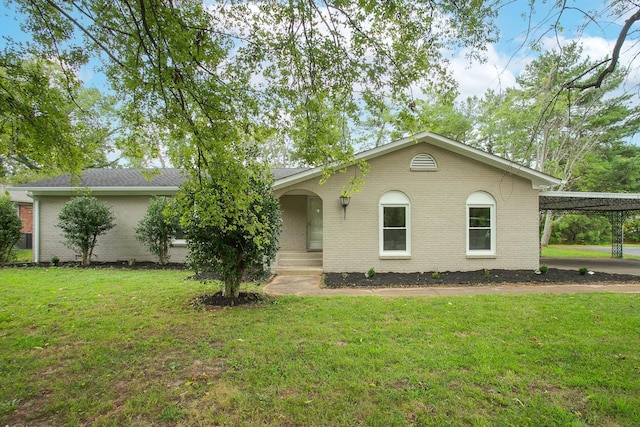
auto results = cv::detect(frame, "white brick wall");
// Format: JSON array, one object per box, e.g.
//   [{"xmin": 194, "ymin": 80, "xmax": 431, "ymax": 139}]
[
  {"xmin": 275, "ymin": 142, "xmax": 541, "ymax": 273},
  {"xmin": 37, "ymin": 195, "xmax": 187, "ymax": 263}
]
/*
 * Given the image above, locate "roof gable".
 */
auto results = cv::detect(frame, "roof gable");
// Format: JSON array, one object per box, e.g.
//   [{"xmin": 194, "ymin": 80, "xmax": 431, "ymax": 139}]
[{"xmin": 273, "ymin": 131, "xmax": 563, "ymax": 190}]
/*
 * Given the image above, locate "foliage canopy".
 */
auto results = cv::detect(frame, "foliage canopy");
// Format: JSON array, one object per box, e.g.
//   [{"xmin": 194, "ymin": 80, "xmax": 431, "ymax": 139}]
[
  {"xmin": 135, "ymin": 196, "xmax": 180, "ymax": 265},
  {"xmin": 0, "ymin": 195, "xmax": 22, "ymax": 263},
  {"xmin": 177, "ymin": 158, "xmax": 282, "ymax": 298},
  {"xmin": 56, "ymin": 196, "xmax": 115, "ymax": 265}
]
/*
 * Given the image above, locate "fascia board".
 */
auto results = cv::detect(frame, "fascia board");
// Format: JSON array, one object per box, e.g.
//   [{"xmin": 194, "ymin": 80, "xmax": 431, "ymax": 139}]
[
  {"xmin": 14, "ymin": 186, "xmax": 180, "ymax": 197},
  {"xmin": 542, "ymin": 191, "xmax": 640, "ymax": 200}
]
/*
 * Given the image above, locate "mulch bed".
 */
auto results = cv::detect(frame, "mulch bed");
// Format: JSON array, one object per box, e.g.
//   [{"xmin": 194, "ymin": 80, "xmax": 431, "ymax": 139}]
[
  {"xmin": 324, "ymin": 268, "xmax": 640, "ymax": 288},
  {"xmin": 4, "ymin": 261, "xmax": 189, "ymax": 270},
  {"xmin": 191, "ymin": 292, "xmax": 267, "ymax": 309}
]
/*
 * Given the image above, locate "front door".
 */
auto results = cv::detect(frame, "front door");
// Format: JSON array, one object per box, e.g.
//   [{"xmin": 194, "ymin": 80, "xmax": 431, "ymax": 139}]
[{"xmin": 307, "ymin": 196, "xmax": 323, "ymax": 251}]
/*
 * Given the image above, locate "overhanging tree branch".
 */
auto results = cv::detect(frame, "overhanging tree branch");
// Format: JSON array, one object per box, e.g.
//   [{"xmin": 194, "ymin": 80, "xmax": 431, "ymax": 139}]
[
  {"xmin": 565, "ymin": 7, "xmax": 640, "ymax": 90},
  {"xmin": 42, "ymin": 0, "xmax": 125, "ymax": 67}
]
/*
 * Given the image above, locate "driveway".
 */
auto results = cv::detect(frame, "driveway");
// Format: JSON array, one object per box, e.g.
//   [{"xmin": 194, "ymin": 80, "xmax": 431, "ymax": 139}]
[
  {"xmin": 578, "ymin": 245, "xmax": 640, "ymax": 257},
  {"xmin": 542, "ymin": 257, "xmax": 640, "ymax": 276}
]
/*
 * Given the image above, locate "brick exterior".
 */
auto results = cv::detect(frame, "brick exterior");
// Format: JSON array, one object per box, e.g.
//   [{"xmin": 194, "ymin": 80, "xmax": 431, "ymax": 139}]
[
  {"xmin": 37, "ymin": 195, "xmax": 187, "ymax": 263},
  {"xmin": 275, "ymin": 142, "xmax": 541, "ymax": 273},
  {"xmin": 26, "ymin": 139, "xmax": 550, "ymax": 270},
  {"xmin": 18, "ymin": 204, "xmax": 33, "ymax": 233}
]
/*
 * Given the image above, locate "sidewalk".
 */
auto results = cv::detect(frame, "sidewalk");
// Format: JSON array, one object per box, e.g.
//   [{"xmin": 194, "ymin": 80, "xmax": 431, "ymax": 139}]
[
  {"xmin": 264, "ymin": 275, "xmax": 640, "ymax": 297},
  {"xmin": 265, "ymin": 257, "xmax": 640, "ymax": 297}
]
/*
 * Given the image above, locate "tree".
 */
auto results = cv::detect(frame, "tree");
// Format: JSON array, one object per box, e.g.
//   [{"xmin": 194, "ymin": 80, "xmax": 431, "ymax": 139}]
[
  {"xmin": 177, "ymin": 158, "xmax": 282, "ymax": 298},
  {"xmin": 469, "ymin": 43, "xmax": 640, "ymax": 245},
  {"xmin": 363, "ymin": 95, "xmax": 474, "ymax": 148},
  {"xmin": 6, "ymin": 0, "xmax": 501, "ymax": 295},
  {"xmin": 6, "ymin": 1, "xmax": 501, "ymax": 167},
  {"xmin": 0, "ymin": 55, "xmax": 117, "ymax": 179},
  {"xmin": 0, "ymin": 195, "xmax": 22, "ymax": 263},
  {"xmin": 574, "ymin": 145, "xmax": 640, "ymax": 193},
  {"xmin": 135, "ymin": 197, "xmax": 180, "ymax": 265},
  {"xmin": 56, "ymin": 196, "xmax": 115, "ymax": 265},
  {"xmin": 549, "ymin": 214, "xmax": 611, "ymax": 245}
]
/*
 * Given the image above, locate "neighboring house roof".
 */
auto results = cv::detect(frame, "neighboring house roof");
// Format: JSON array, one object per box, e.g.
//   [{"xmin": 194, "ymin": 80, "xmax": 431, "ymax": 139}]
[
  {"xmin": 0, "ymin": 184, "xmax": 32, "ymax": 203},
  {"xmin": 273, "ymin": 131, "xmax": 563, "ymax": 191}
]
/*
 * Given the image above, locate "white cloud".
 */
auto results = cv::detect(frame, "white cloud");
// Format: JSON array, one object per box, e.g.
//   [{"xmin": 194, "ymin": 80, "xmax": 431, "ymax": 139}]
[
  {"xmin": 450, "ymin": 44, "xmax": 528, "ymax": 100},
  {"xmin": 451, "ymin": 31, "xmax": 640, "ymax": 102}
]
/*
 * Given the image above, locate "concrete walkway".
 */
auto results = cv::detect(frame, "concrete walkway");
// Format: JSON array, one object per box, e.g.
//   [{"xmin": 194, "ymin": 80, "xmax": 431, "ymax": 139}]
[
  {"xmin": 264, "ymin": 275, "xmax": 640, "ymax": 296},
  {"xmin": 264, "ymin": 258, "xmax": 640, "ymax": 297}
]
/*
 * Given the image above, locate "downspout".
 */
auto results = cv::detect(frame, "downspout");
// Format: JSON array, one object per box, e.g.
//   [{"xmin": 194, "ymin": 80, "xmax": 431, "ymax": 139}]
[{"xmin": 28, "ymin": 192, "xmax": 40, "ymax": 263}]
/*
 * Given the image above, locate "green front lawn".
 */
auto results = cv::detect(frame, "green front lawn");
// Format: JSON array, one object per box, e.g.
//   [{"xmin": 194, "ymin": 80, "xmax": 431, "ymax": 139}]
[
  {"xmin": 542, "ymin": 244, "xmax": 640, "ymax": 260},
  {"xmin": 1, "ymin": 267, "xmax": 639, "ymax": 425}
]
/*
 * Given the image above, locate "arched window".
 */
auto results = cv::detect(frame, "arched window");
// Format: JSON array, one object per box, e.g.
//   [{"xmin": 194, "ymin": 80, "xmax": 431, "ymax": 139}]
[
  {"xmin": 379, "ymin": 191, "xmax": 411, "ymax": 257},
  {"xmin": 466, "ymin": 192, "xmax": 496, "ymax": 255},
  {"xmin": 410, "ymin": 153, "xmax": 437, "ymax": 171}
]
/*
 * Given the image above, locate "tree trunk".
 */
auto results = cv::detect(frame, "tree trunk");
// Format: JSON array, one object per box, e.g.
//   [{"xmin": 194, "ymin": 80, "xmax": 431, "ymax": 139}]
[
  {"xmin": 223, "ymin": 276, "xmax": 242, "ymax": 298},
  {"xmin": 540, "ymin": 210, "xmax": 555, "ymax": 246}
]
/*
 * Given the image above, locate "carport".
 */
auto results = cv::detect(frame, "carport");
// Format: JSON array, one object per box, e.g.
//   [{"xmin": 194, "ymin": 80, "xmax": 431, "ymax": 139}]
[{"xmin": 539, "ymin": 191, "xmax": 640, "ymax": 258}]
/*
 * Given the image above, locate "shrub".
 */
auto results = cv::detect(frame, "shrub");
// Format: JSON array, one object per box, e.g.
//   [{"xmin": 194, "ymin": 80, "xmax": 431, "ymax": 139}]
[
  {"xmin": 56, "ymin": 196, "xmax": 116, "ymax": 265},
  {"xmin": 51, "ymin": 256, "xmax": 60, "ymax": 266},
  {"xmin": 539, "ymin": 264, "xmax": 548, "ymax": 274},
  {"xmin": 625, "ymin": 216, "xmax": 640, "ymax": 243},
  {"xmin": 0, "ymin": 195, "xmax": 22, "ymax": 263},
  {"xmin": 135, "ymin": 197, "xmax": 180, "ymax": 265},
  {"xmin": 365, "ymin": 267, "xmax": 375, "ymax": 279},
  {"xmin": 550, "ymin": 214, "xmax": 610, "ymax": 245},
  {"xmin": 579, "ymin": 267, "xmax": 589, "ymax": 276},
  {"xmin": 178, "ymin": 163, "xmax": 281, "ymax": 298},
  {"xmin": 431, "ymin": 271, "xmax": 440, "ymax": 280}
]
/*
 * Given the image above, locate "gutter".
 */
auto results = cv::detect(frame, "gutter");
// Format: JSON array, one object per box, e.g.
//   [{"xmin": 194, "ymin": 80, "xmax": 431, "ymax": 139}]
[{"xmin": 16, "ymin": 186, "xmax": 180, "ymax": 197}]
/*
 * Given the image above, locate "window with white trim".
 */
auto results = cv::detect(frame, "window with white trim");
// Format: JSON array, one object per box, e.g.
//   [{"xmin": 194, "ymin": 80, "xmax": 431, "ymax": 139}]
[
  {"xmin": 466, "ymin": 192, "xmax": 496, "ymax": 255},
  {"xmin": 379, "ymin": 191, "xmax": 411, "ymax": 256}
]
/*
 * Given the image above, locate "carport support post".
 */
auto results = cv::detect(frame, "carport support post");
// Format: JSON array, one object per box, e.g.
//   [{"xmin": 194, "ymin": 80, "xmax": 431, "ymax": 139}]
[{"xmin": 609, "ymin": 211, "xmax": 625, "ymax": 258}]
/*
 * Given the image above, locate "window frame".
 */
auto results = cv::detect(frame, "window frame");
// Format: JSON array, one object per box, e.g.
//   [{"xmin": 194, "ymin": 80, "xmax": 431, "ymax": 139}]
[
  {"xmin": 466, "ymin": 192, "xmax": 496, "ymax": 256},
  {"xmin": 379, "ymin": 191, "xmax": 411, "ymax": 258}
]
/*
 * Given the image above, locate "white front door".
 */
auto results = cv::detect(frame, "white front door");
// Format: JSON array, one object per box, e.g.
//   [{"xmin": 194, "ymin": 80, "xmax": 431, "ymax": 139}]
[{"xmin": 307, "ymin": 197, "xmax": 323, "ymax": 251}]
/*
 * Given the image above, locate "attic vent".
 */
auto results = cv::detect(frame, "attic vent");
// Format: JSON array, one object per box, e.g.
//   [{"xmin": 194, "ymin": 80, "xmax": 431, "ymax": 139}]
[{"xmin": 410, "ymin": 153, "xmax": 437, "ymax": 171}]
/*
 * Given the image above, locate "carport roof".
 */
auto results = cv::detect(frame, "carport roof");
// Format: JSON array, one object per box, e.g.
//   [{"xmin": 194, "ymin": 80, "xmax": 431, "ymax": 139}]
[{"xmin": 539, "ymin": 191, "xmax": 640, "ymax": 213}]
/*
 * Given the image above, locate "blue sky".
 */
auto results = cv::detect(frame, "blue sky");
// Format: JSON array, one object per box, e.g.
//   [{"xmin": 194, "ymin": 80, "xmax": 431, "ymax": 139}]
[
  {"xmin": 1, "ymin": 1, "xmax": 636, "ymax": 102},
  {"xmin": 451, "ymin": 0, "xmax": 638, "ymax": 100}
]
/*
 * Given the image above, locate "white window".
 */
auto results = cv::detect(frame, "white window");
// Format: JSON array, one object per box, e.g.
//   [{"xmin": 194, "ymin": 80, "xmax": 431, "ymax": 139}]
[
  {"xmin": 466, "ymin": 192, "xmax": 496, "ymax": 255},
  {"xmin": 379, "ymin": 191, "xmax": 411, "ymax": 257}
]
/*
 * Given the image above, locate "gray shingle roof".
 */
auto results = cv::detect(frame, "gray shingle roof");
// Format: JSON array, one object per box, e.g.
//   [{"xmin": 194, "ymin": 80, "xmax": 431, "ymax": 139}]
[
  {"xmin": 17, "ymin": 167, "xmax": 310, "ymax": 189},
  {"xmin": 272, "ymin": 168, "xmax": 309, "ymax": 180},
  {"xmin": 17, "ymin": 168, "xmax": 186, "ymax": 188}
]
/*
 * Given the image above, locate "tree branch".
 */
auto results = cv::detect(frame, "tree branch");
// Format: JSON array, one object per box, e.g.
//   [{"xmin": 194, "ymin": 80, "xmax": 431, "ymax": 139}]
[
  {"xmin": 42, "ymin": 0, "xmax": 125, "ymax": 67},
  {"xmin": 565, "ymin": 6, "xmax": 640, "ymax": 90}
]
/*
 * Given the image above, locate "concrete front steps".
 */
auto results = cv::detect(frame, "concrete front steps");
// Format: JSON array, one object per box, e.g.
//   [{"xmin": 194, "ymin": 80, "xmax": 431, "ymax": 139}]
[{"xmin": 276, "ymin": 251, "xmax": 323, "ymax": 276}]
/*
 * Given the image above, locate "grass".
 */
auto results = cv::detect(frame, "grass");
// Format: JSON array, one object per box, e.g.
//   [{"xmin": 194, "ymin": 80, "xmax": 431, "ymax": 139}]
[
  {"xmin": 8, "ymin": 249, "xmax": 32, "ymax": 262},
  {"xmin": 542, "ymin": 244, "xmax": 640, "ymax": 260},
  {"xmin": 1, "ymin": 267, "xmax": 639, "ymax": 426}
]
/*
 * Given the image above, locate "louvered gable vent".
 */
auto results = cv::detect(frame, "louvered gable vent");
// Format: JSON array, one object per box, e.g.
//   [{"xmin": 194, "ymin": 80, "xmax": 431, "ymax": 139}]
[{"xmin": 410, "ymin": 153, "xmax": 437, "ymax": 171}]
